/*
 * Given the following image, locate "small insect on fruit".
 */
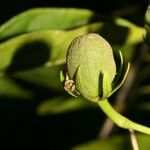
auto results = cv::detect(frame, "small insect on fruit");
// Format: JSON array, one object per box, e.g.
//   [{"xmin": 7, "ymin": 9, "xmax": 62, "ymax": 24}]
[
  {"xmin": 64, "ymin": 79, "xmax": 75, "ymax": 92},
  {"xmin": 63, "ymin": 74, "xmax": 80, "ymax": 97}
]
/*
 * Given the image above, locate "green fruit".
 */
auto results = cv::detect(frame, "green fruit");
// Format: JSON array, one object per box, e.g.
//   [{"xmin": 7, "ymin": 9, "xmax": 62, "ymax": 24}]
[
  {"xmin": 61, "ymin": 33, "xmax": 130, "ymax": 102},
  {"xmin": 66, "ymin": 33, "xmax": 116, "ymax": 101}
]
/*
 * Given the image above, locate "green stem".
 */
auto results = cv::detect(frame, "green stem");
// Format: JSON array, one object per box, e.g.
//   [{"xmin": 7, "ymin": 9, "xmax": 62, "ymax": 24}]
[{"xmin": 97, "ymin": 99, "xmax": 150, "ymax": 135}]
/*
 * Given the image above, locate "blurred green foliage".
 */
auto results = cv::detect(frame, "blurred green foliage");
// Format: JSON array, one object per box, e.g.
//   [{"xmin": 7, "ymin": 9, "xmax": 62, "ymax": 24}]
[{"xmin": 0, "ymin": 5, "xmax": 149, "ymax": 149}]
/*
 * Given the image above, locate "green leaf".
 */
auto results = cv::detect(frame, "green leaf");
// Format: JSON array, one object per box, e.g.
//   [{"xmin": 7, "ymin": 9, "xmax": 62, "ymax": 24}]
[
  {"xmin": 12, "ymin": 65, "xmax": 64, "ymax": 91},
  {"xmin": 0, "ymin": 76, "xmax": 31, "ymax": 98},
  {"xmin": 72, "ymin": 134, "xmax": 150, "ymax": 150},
  {"xmin": 100, "ymin": 18, "xmax": 146, "ymax": 61},
  {"xmin": 0, "ymin": 8, "xmax": 96, "ymax": 40},
  {"xmin": 36, "ymin": 97, "xmax": 97, "ymax": 115},
  {"xmin": 145, "ymin": 5, "xmax": 150, "ymax": 27},
  {"xmin": 0, "ymin": 23, "xmax": 103, "ymax": 73},
  {"xmin": 0, "ymin": 18, "xmax": 145, "ymax": 74},
  {"xmin": 145, "ymin": 4, "xmax": 150, "ymax": 45}
]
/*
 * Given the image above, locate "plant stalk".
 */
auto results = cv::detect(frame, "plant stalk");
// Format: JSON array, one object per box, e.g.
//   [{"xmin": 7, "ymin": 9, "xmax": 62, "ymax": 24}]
[{"xmin": 97, "ymin": 99, "xmax": 150, "ymax": 135}]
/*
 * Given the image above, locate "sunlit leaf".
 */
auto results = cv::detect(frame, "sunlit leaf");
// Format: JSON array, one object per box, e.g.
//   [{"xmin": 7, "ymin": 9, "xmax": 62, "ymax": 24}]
[
  {"xmin": 0, "ymin": 8, "xmax": 97, "ymax": 40},
  {"xmin": 0, "ymin": 18, "xmax": 145, "ymax": 74},
  {"xmin": 0, "ymin": 23, "xmax": 103, "ymax": 73}
]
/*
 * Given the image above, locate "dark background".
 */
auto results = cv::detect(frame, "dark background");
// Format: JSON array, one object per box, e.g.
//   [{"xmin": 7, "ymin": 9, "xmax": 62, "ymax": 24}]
[{"xmin": 0, "ymin": 0, "xmax": 149, "ymax": 149}]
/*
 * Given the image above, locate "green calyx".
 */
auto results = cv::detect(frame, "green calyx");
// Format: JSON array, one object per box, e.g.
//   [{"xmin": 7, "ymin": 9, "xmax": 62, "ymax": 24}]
[{"xmin": 60, "ymin": 33, "xmax": 130, "ymax": 102}]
